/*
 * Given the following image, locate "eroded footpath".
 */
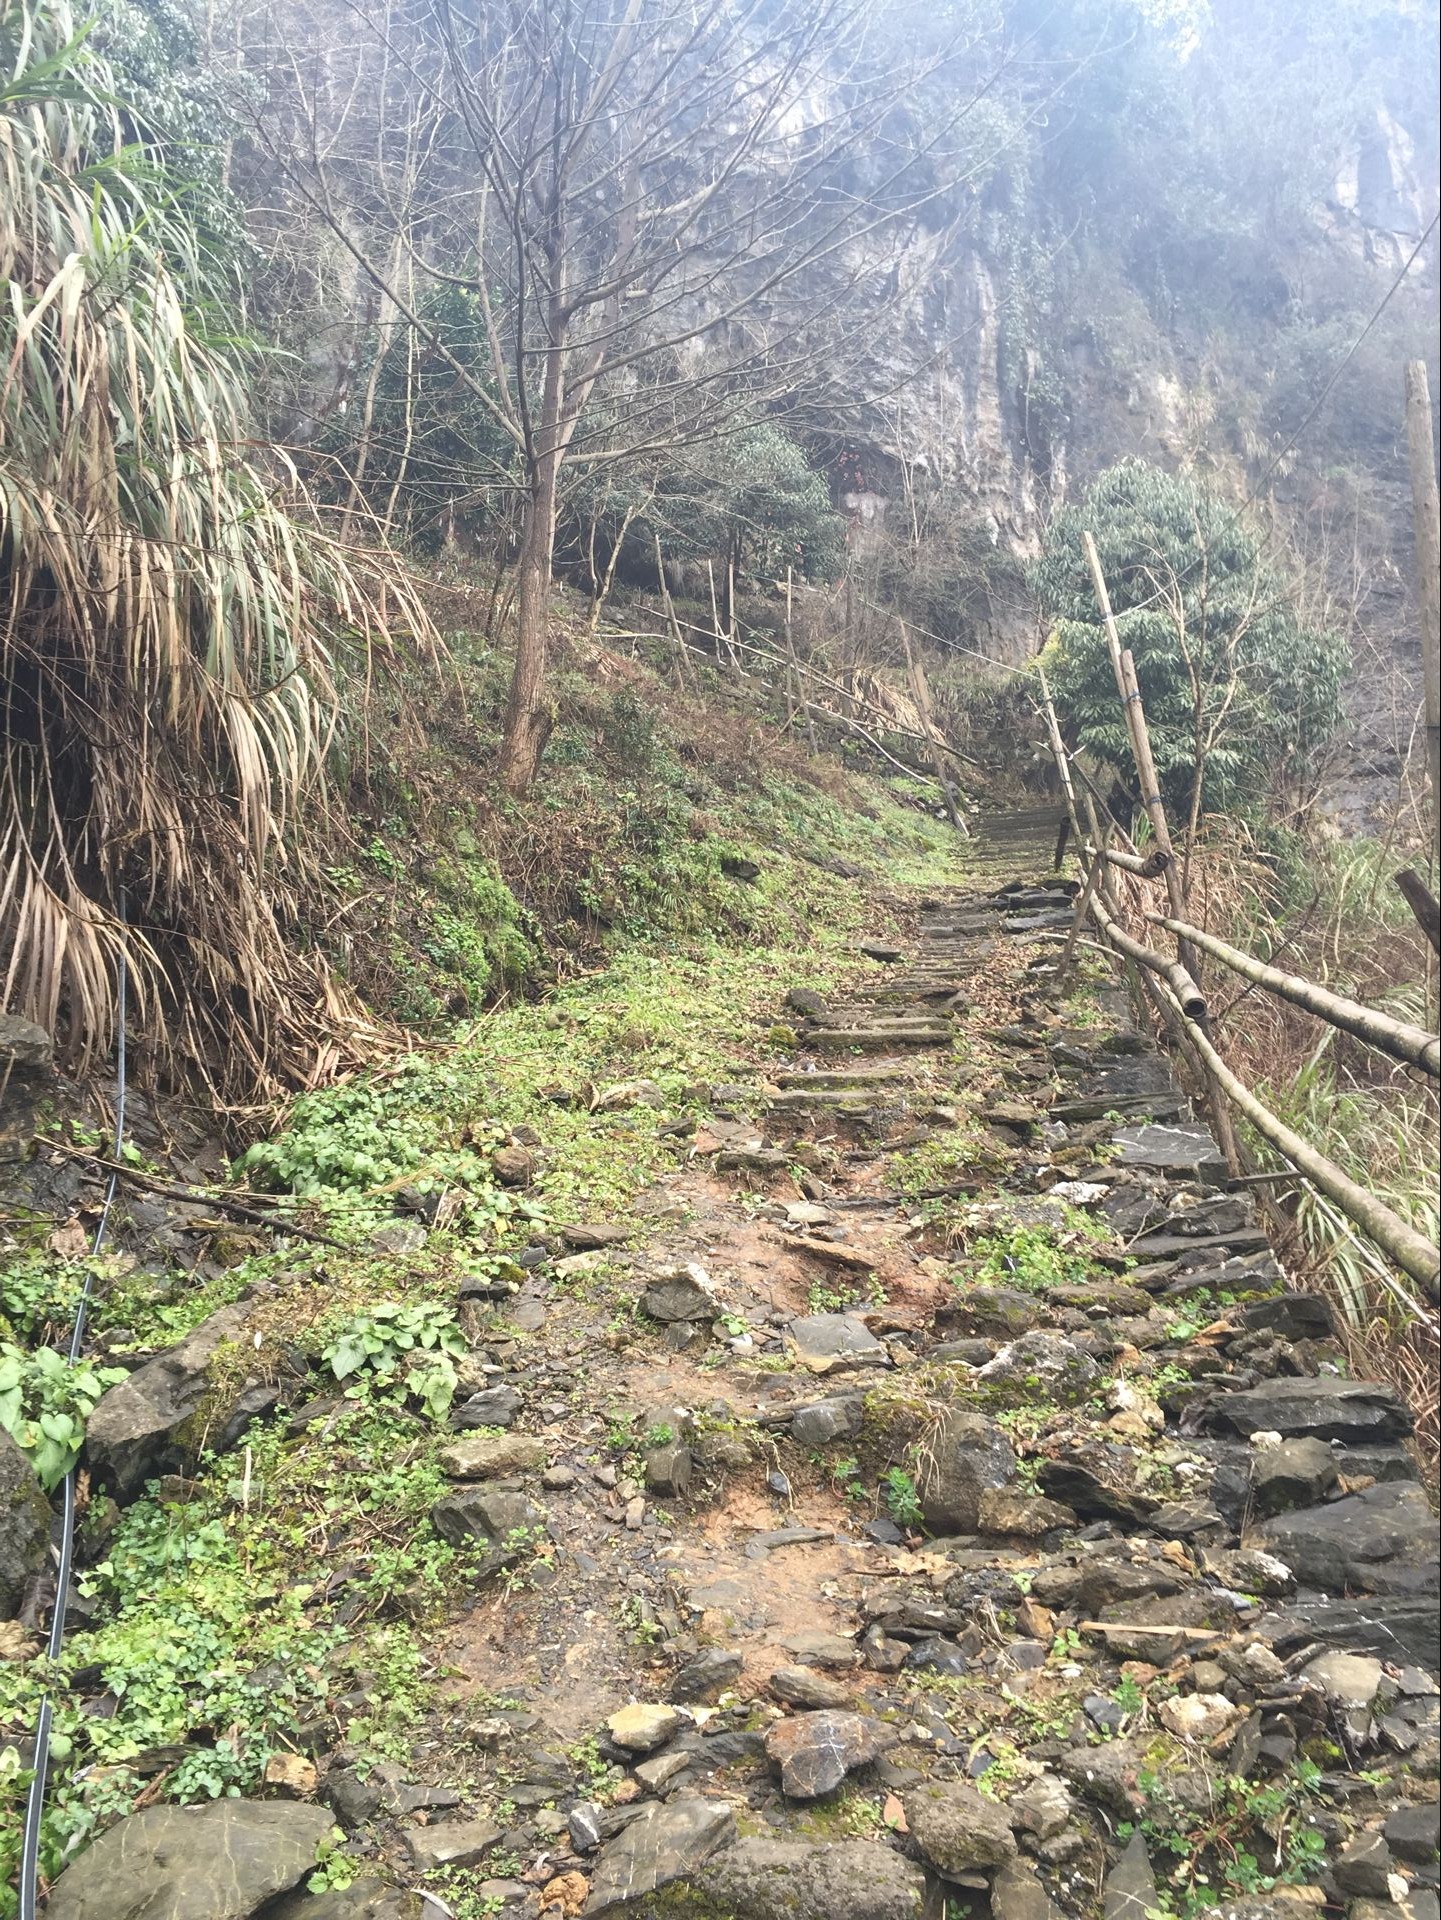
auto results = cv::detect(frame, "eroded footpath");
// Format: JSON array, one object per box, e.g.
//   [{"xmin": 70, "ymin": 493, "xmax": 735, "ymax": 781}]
[{"xmin": 9, "ymin": 813, "xmax": 1439, "ymax": 1920}]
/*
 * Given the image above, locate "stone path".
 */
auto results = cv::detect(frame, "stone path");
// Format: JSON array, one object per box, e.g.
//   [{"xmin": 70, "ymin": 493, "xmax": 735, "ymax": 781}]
[{"xmin": 35, "ymin": 814, "xmax": 1440, "ymax": 1920}]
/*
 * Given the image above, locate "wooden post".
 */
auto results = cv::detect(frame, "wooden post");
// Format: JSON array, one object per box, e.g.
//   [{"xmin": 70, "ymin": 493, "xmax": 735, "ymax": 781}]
[
  {"xmin": 1396, "ymin": 868, "xmax": 1441, "ymax": 956},
  {"xmin": 899, "ymin": 620, "xmax": 965, "ymax": 833},
  {"xmin": 1404, "ymin": 361, "xmax": 1441, "ymax": 834},
  {"xmin": 654, "ymin": 534, "xmax": 692, "ymax": 687},
  {"xmin": 785, "ymin": 570, "xmax": 819, "ymax": 754}
]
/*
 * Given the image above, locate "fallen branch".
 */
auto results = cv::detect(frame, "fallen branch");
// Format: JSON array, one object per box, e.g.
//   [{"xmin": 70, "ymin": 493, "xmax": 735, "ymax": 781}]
[{"xmin": 37, "ymin": 1138, "xmax": 348, "ymax": 1248}]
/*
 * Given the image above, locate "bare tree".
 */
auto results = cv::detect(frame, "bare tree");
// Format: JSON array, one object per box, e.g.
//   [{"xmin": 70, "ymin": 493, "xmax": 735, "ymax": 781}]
[{"xmin": 244, "ymin": 0, "xmax": 999, "ymax": 791}]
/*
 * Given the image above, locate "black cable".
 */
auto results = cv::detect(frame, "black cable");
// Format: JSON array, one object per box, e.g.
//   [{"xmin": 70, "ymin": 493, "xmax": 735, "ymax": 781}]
[{"xmin": 18, "ymin": 896, "xmax": 128, "ymax": 1920}]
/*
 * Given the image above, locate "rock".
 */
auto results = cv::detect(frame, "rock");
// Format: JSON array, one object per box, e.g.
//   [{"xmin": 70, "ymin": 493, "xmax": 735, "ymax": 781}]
[
  {"xmin": 543, "ymin": 1465, "xmax": 578, "ymax": 1489},
  {"xmin": 992, "ymin": 1862, "xmax": 1065, "ymax": 1920},
  {"xmin": 1349, "ymin": 1899, "xmax": 1440, "ymax": 1920},
  {"xmin": 641, "ymin": 1265, "xmax": 718, "ymax": 1323},
  {"xmin": 584, "ymin": 1796, "xmax": 735, "ymax": 1914},
  {"xmin": 0, "ymin": 1428, "xmax": 50, "ymax": 1618},
  {"xmin": 634, "ymin": 1751, "xmax": 689, "ymax": 1793},
  {"xmin": 1199, "ymin": 1377, "xmax": 1412, "ymax": 1444},
  {"xmin": 438, "ymin": 1433, "xmax": 549, "ymax": 1479},
  {"xmin": 785, "ymin": 1313, "xmax": 888, "ymax": 1374},
  {"xmin": 431, "ymin": 1486, "xmax": 545, "ymax": 1553},
  {"xmin": 978, "ymin": 1489, "xmax": 1077, "ymax": 1536},
  {"xmin": 1113, "ymin": 1124, "xmax": 1229, "ymax": 1180},
  {"xmin": 669, "ymin": 1649, "xmax": 742, "ymax": 1703},
  {"xmin": 1335, "ymin": 1833, "xmax": 1395, "ymax": 1899},
  {"xmin": 1159, "ymin": 1693, "xmax": 1237, "ymax": 1743},
  {"xmin": 1058, "ymin": 1740, "xmax": 1145, "ymax": 1817},
  {"xmin": 1384, "ymin": 1803, "xmax": 1440, "ymax": 1864},
  {"xmin": 920, "ymin": 1411, "xmax": 1016, "ymax": 1534},
  {"xmin": 1010, "ymin": 1775, "xmax": 1073, "ymax": 1842},
  {"xmin": 1249, "ymin": 1438, "xmax": 1339, "ymax": 1516},
  {"xmin": 267, "ymin": 1881, "xmax": 423, "ymax": 1920},
  {"xmin": 320, "ymin": 1764, "xmax": 387, "ymax": 1826},
  {"xmin": 770, "ymin": 1665, "xmax": 853, "ymax": 1709},
  {"xmin": 780, "ymin": 1629, "xmax": 860, "ymax": 1668},
  {"xmin": 1038, "ymin": 1443, "xmax": 1159, "ymax": 1524},
  {"xmin": 84, "ymin": 1303, "xmax": 252, "ymax": 1498},
  {"xmin": 1240, "ymin": 1293, "xmax": 1336, "ymax": 1341},
  {"xmin": 606, "ymin": 1704, "xmax": 686, "ymax": 1752},
  {"xmin": 644, "ymin": 1445, "xmax": 692, "ymax": 1497},
  {"xmin": 790, "ymin": 1396, "xmax": 865, "ymax": 1447},
  {"xmin": 492, "ymin": 1146, "xmax": 536, "ymax": 1187},
  {"xmin": 263, "ymin": 1753, "xmax": 318, "ymax": 1797},
  {"xmin": 405, "ymin": 1816, "xmax": 503, "ymax": 1871},
  {"xmin": 765, "ymin": 1710, "xmax": 887, "ymax": 1798},
  {"xmin": 1264, "ymin": 1597, "xmax": 1440, "ymax": 1667},
  {"xmin": 944, "ymin": 1286, "xmax": 1043, "ymax": 1339},
  {"xmin": 562, "ymin": 1223, "xmax": 631, "ymax": 1250},
  {"xmin": 0, "ymin": 1015, "xmax": 52, "ymax": 1077},
  {"xmin": 786, "ymin": 988, "xmax": 827, "ymax": 1016},
  {"xmin": 1104, "ymin": 1832, "xmax": 1159, "ymax": 1920},
  {"xmin": 857, "ymin": 939, "xmax": 903, "ymax": 961},
  {"xmin": 453, "ymin": 1385, "xmax": 524, "ymax": 1430},
  {"xmin": 44, "ymin": 1800, "xmax": 334, "ymax": 1920},
  {"xmin": 902, "ymin": 1780, "xmax": 1016, "ymax": 1876},
  {"xmin": 1302, "ymin": 1651, "xmax": 1386, "ymax": 1710},
  {"xmin": 1260, "ymin": 1484, "xmax": 1437, "ymax": 1594},
  {"xmin": 976, "ymin": 1332, "xmax": 1100, "ymax": 1407},
  {"xmin": 656, "ymin": 1836, "xmax": 928, "ymax": 1919}
]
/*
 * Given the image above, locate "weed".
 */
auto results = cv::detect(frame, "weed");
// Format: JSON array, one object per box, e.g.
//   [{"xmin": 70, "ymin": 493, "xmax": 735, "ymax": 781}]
[
  {"xmin": 881, "ymin": 1465, "xmax": 923, "ymax": 1528},
  {"xmin": 321, "ymin": 1301, "xmax": 468, "ymax": 1420},
  {"xmin": 0, "ymin": 1344, "xmax": 127, "ymax": 1489}
]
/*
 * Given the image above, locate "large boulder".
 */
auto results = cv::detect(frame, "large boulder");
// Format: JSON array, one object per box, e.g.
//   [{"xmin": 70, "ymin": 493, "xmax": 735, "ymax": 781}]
[
  {"xmin": 0, "ymin": 1427, "xmax": 50, "ymax": 1618},
  {"xmin": 920, "ymin": 1411, "xmax": 1016, "ymax": 1533},
  {"xmin": 902, "ymin": 1780, "xmax": 1016, "ymax": 1878},
  {"xmin": 637, "ymin": 1836, "xmax": 926, "ymax": 1918},
  {"xmin": 1196, "ymin": 1377, "xmax": 1412, "ymax": 1444},
  {"xmin": 45, "ymin": 1801, "xmax": 334, "ymax": 1920},
  {"xmin": 1260, "ymin": 1484, "xmax": 1437, "ymax": 1595},
  {"xmin": 84, "ymin": 1303, "xmax": 254, "ymax": 1498},
  {"xmin": 584, "ymin": 1797, "xmax": 735, "ymax": 1915}
]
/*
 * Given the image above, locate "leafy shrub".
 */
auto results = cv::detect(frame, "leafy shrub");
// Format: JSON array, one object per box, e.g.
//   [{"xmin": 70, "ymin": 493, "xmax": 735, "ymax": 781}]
[
  {"xmin": 321, "ymin": 1303, "xmax": 468, "ymax": 1419},
  {"xmin": 1032, "ymin": 461, "xmax": 1347, "ymax": 826},
  {"xmin": 0, "ymin": 1345, "xmax": 127, "ymax": 1490}
]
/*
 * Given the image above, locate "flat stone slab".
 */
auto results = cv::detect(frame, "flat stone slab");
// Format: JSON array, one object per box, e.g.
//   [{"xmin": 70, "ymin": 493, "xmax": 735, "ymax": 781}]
[
  {"xmin": 585, "ymin": 1798, "xmax": 735, "ymax": 1915},
  {"xmin": 784, "ymin": 1313, "xmax": 888, "ymax": 1374},
  {"xmin": 1112, "ymin": 1124, "xmax": 1228, "ymax": 1183},
  {"xmin": 1197, "ymin": 1376, "xmax": 1413, "ymax": 1444},
  {"xmin": 45, "ymin": 1801, "xmax": 334, "ymax": 1920}
]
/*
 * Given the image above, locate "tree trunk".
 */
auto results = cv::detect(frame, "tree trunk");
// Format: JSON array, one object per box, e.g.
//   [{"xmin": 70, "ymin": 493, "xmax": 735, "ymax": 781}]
[{"xmin": 498, "ymin": 335, "xmax": 565, "ymax": 796}]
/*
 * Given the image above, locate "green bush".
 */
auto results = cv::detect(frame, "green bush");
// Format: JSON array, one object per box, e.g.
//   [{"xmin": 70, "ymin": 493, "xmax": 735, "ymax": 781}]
[{"xmin": 1031, "ymin": 462, "xmax": 1347, "ymax": 827}]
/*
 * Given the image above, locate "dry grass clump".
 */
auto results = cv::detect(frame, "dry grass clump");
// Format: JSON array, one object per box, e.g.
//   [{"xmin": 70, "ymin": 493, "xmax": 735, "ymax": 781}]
[{"xmin": 0, "ymin": 0, "xmax": 430, "ymax": 1098}]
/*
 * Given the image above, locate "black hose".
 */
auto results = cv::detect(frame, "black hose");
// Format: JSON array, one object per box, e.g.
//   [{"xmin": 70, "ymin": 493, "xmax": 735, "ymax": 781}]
[{"xmin": 18, "ymin": 897, "xmax": 128, "ymax": 1918}]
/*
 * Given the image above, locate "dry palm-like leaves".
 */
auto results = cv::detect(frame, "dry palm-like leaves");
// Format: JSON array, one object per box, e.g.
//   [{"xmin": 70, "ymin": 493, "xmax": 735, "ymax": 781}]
[{"xmin": 0, "ymin": 0, "xmax": 432, "ymax": 1096}]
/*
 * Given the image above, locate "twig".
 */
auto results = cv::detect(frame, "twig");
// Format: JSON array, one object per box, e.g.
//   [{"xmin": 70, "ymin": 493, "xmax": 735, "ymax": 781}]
[{"xmin": 35, "ymin": 1139, "xmax": 348, "ymax": 1248}]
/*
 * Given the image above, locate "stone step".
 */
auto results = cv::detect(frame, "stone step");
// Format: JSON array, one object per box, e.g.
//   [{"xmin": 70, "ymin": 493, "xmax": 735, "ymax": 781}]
[
  {"xmin": 774, "ymin": 1068, "xmax": 913, "ymax": 1089},
  {"xmin": 807, "ymin": 1026, "xmax": 951, "ymax": 1052}
]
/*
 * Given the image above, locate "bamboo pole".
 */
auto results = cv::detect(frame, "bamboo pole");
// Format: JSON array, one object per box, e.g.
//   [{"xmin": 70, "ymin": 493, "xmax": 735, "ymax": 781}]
[
  {"xmin": 1156, "ymin": 986, "xmax": 1441, "ymax": 1299},
  {"xmin": 1395, "ymin": 868, "xmax": 1441, "ymax": 956},
  {"xmin": 1151, "ymin": 914, "xmax": 1441, "ymax": 1079},
  {"xmin": 1404, "ymin": 361, "xmax": 1440, "ymax": 827},
  {"xmin": 1089, "ymin": 892, "xmax": 1207, "ymax": 1021},
  {"xmin": 785, "ymin": 568, "xmax": 819, "ymax": 754},
  {"xmin": 1081, "ymin": 532, "xmax": 1201, "ymax": 975},
  {"xmin": 1086, "ymin": 844, "xmax": 1171, "ymax": 878}
]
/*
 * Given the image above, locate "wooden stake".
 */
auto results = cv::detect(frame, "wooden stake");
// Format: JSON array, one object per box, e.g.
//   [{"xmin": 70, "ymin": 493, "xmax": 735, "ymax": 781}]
[
  {"xmin": 899, "ymin": 619, "xmax": 964, "ymax": 833},
  {"xmin": 1404, "ymin": 361, "xmax": 1441, "ymax": 833},
  {"xmin": 1396, "ymin": 867, "xmax": 1441, "ymax": 956}
]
